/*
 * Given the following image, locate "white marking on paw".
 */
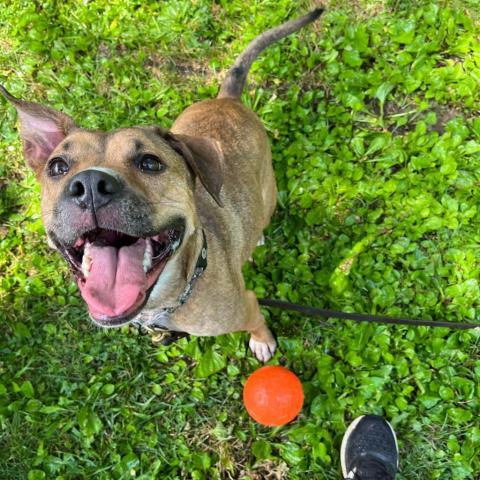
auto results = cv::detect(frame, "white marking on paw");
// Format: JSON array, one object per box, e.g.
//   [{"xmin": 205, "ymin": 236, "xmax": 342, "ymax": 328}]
[{"xmin": 249, "ymin": 337, "xmax": 277, "ymax": 363}]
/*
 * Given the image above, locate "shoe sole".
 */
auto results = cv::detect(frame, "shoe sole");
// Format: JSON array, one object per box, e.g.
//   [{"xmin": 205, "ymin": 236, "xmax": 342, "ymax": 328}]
[{"xmin": 340, "ymin": 415, "xmax": 399, "ymax": 477}]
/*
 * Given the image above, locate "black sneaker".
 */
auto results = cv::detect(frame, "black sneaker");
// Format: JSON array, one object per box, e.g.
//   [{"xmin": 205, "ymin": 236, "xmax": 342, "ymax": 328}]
[{"xmin": 340, "ymin": 415, "xmax": 399, "ymax": 480}]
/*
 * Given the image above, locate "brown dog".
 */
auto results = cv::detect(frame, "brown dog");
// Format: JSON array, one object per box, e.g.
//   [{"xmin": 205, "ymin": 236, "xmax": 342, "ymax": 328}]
[{"xmin": 1, "ymin": 9, "xmax": 322, "ymax": 362}]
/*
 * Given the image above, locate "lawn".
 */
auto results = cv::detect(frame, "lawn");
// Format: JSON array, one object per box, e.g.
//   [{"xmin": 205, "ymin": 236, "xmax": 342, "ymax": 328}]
[{"xmin": 1, "ymin": 0, "xmax": 480, "ymax": 479}]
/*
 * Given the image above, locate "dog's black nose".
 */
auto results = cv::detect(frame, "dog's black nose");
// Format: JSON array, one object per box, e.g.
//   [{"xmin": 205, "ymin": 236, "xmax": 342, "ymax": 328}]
[{"xmin": 67, "ymin": 169, "xmax": 122, "ymax": 210}]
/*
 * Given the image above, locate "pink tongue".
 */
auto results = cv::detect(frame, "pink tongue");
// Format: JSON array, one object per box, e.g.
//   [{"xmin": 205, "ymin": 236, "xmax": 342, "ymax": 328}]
[{"xmin": 79, "ymin": 239, "xmax": 147, "ymax": 318}]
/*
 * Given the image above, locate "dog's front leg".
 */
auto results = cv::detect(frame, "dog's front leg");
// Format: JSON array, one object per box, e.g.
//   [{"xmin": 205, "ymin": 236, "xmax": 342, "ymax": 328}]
[{"xmin": 243, "ymin": 290, "xmax": 276, "ymax": 362}]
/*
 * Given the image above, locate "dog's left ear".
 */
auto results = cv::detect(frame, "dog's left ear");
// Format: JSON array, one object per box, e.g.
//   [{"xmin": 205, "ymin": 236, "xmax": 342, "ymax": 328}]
[
  {"xmin": 0, "ymin": 86, "xmax": 76, "ymax": 173},
  {"xmin": 162, "ymin": 131, "xmax": 224, "ymax": 207}
]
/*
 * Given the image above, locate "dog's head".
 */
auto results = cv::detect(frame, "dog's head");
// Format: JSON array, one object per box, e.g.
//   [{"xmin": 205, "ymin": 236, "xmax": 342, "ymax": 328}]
[{"xmin": 1, "ymin": 87, "xmax": 224, "ymax": 326}]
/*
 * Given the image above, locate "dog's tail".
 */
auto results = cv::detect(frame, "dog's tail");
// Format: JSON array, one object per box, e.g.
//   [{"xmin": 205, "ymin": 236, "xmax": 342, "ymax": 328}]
[{"xmin": 217, "ymin": 8, "xmax": 324, "ymax": 99}]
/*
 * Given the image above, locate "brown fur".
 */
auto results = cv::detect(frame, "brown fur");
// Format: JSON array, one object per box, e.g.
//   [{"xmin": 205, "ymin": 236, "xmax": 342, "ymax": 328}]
[{"xmin": 1, "ymin": 9, "xmax": 323, "ymax": 361}]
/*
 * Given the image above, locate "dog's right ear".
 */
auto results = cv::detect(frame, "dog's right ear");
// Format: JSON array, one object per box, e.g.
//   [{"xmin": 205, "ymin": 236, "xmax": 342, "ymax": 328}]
[
  {"xmin": 0, "ymin": 86, "xmax": 76, "ymax": 173},
  {"xmin": 152, "ymin": 127, "xmax": 224, "ymax": 207}
]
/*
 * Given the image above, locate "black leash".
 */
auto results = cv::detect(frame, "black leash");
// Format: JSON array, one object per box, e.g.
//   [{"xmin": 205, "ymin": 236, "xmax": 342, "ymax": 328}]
[{"xmin": 258, "ymin": 298, "xmax": 480, "ymax": 330}]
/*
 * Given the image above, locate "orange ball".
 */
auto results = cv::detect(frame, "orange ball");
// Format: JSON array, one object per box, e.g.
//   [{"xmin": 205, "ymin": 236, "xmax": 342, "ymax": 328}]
[{"xmin": 243, "ymin": 365, "xmax": 304, "ymax": 426}]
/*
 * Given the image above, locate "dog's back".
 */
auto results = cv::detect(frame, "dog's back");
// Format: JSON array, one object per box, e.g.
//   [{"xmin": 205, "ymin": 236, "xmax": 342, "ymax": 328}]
[
  {"xmin": 172, "ymin": 8, "xmax": 324, "ymax": 263},
  {"xmin": 172, "ymin": 98, "xmax": 274, "ymax": 264}
]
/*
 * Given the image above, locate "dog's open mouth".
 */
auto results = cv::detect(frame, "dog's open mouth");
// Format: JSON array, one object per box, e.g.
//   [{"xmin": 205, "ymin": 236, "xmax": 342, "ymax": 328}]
[{"xmin": 61, "ymin": 222, "xmax": 185, "ymax": 326}]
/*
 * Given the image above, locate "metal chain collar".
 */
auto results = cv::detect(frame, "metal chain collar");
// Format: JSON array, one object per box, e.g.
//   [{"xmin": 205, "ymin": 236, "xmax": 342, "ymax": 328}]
[{"xmin": 131, "ymin": 230, "xmax": 207, "ymax": 337}]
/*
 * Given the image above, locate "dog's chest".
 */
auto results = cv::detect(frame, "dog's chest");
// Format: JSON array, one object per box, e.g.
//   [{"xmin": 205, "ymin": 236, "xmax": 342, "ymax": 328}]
[{"xmin": 133, "ymin": 309, "xmax": 172, "ymax": 332}]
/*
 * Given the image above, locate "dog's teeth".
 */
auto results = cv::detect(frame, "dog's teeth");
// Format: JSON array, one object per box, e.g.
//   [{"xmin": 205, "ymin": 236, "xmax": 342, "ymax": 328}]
[
  {"xmin": 171, "ymin": 238, "xmax": 180, "ymax": 252},
  {"xmin": 82, "ymin": 241, "xmax": 92, "ymax": 278},
  {"xmin": 143, "ymin": 239, "xmax": 153, "ymax": 272}
]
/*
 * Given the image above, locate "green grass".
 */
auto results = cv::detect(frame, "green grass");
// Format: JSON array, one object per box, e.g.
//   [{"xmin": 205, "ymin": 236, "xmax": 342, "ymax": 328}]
[{"xmin": 1, "ymin": 0, "xmax": 480, "ymax": 479}]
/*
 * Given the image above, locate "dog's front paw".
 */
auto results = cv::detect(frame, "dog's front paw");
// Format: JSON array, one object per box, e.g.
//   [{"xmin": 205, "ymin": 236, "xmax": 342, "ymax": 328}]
[{"xmin": 249, "ymin": 337, "xmax": 277, "ymax": 363}]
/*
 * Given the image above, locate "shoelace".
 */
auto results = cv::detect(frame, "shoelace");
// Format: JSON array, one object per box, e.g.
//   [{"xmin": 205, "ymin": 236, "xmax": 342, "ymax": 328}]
[{"xmin": 346, "ymin": 457, "xmax": 394, "ymax": 480}]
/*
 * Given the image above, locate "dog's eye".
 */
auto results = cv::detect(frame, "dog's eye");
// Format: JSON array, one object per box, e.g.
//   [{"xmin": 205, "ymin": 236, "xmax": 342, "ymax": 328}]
[
  {"xmin": 48, "ymin": 158, "xmax": 70, "ymax": 177},
  {"xmin": 135, "ymin": 154, "xmax": 165, "ymax": 173}
]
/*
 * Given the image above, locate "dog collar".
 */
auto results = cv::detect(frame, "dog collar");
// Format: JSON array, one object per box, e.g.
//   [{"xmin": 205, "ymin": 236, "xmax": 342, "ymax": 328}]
[
  {"xmin": 132, "ymin": 230, "xmax": 207, "ymax": 335},
  {"xmin": 174, "ymin": 229, "xmax": 207, "ymax": 307}
]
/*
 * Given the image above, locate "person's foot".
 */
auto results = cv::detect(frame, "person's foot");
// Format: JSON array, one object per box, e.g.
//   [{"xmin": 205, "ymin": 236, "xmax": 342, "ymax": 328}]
[{"xmin": 340, "ymin": 415, "xmax": 399, "ymax": 480}]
